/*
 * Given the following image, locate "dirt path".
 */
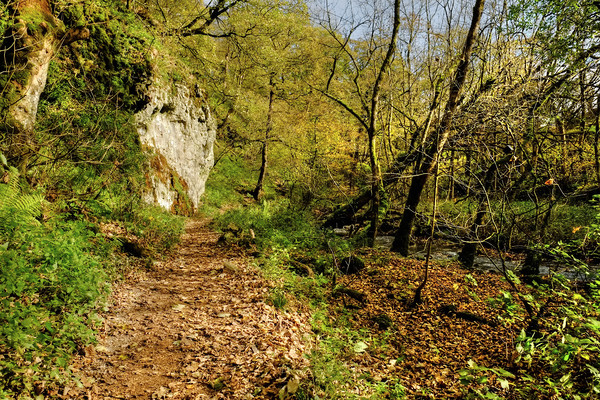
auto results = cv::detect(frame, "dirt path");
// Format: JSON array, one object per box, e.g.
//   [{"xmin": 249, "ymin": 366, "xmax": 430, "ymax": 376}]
[{"xmin": 69, "ymin": 219, "xmax": 310, "ymax": 399}]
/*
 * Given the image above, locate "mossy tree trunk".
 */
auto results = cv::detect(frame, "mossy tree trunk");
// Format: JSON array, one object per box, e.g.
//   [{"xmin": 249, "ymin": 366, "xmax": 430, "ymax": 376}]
[{"xmin": 0, "ymin": 0, "xmax": 88, "ymax": 172}]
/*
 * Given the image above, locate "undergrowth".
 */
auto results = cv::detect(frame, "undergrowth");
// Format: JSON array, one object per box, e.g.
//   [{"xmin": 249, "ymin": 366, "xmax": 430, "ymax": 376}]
[
  {"xmin": 0, "ymin": 164, "xmax": 108, "ymax": 397},
  {"xmin": 0, "ymin": 220, "xmax": 108, "ymax": 398},
  {"xmin": 0, "ymin": 156, "xmax": 183, "ymax": 398}
]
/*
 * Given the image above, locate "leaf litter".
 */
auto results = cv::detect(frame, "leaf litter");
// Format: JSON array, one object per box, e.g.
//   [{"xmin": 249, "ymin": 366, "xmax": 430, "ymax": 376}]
[
  {"xmin": 67, "ymin": 219, "xmax": 310, "ymax": 399},
  {"xmin": 329, "ymin": 249, "xmax": 527, "ymax": 398}
]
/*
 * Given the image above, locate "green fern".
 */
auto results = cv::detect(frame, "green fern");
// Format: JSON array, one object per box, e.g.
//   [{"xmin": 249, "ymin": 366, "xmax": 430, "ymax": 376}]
[{"xmin": 0, "ymin": 158, "xmax": 44, "ymax": 232}]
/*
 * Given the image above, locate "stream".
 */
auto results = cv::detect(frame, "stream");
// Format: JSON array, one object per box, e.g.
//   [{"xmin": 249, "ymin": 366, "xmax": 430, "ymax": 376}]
[
  {"xmin": 371, "ymin": 235, "xmax": 596, "ymax": 281},
  {"xmin": 373, "ymin": 236, "xmax": 519, "ymax": 272}
]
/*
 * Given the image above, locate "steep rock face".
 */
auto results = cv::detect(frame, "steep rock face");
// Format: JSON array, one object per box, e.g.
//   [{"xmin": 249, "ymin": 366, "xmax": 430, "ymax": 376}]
[{"xmin": 135, "ymin": 82, "xmax": 216, "ymax": 214}]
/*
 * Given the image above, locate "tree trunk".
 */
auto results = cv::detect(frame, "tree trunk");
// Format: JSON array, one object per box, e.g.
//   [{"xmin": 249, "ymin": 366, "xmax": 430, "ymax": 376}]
[
  {"xmin": 367, "ymin": 129, "xmax": 382, "ymax": 242},
  {"xmin": 448, "ymin": 147, "xmax": 455, "ymax": 200},
  {"xmin": 252, "ymin": 78, "xmax": 275, "ymax": 201},
  {"xmin": 391, "ymin": 0, "xmax": 486, "ymax": 256},
  {"xmin": 0, "ymin": 0, "xmax": 88, "ymax": 172},
  {"xmin": 365, "ymin": 0, "xmax": 400, "ymax": 245},
  {"xmin": 411, "ymin": 161, "xmax": 439, "ymax": 306},
  {"xmin": 557, "ymin": 117, "xmax": 567, "ymax": 177},
  {"xmin": 1, "ymin": 0, "xmax": 58, "ymax": 171},
  {"xmin": 578, "ymin": 70, "xmax": 586, "ymax": 163}
]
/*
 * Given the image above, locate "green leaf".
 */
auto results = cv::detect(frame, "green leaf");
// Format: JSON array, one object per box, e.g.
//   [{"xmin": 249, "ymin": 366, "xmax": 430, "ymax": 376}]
[
  {"xmin": 459, "ymin": 370, "xmax": 472, "ymax": 382},
  {"xmin": 586, "ymin": 318, "xmax": 600, "ymax": 331},
  {"xmin": 506, "ymin": 269, "xmax": 521, "ymax": 285},
  {"xmin": 353, "ymin": 341, "xmax": 368, "ymax": 353},
  {"xmin": 521, "ymin": 374, "xmax": 534, "ymax": 382},
  {"xmin": 495, "ymin": 368, "xmax": 515, "ymax": 379},
  {"xmin": 516, "ymin": 343, "xmax": 524, "ymax": 354},
  {"xmin": 587, "ymin": 364, "xmax": 600, "ymax": 378},
  {"xmin": 482, "ymin": 392, "xmax": 503, "ymax": 400}
]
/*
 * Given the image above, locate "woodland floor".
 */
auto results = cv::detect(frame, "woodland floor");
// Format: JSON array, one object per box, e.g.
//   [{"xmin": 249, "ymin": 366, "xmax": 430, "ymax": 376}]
[
  {"xmin": 64, "ymin": 219, "xmax": 529, "ymax": 399},
  {"xmin": 67, "ymin": 219, "xmax": 310, "ymax": 399},
  {"xmin": 329, "ymin": 249, "xmax": 525, "ymax": 398}
]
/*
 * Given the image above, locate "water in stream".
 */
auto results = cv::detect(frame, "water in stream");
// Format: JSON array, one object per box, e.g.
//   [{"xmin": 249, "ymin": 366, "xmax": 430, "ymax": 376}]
[
  {"xmin": 373, "ymin": 235, "xmax": 596, "ymax": 281},
  {"xmin": 374, "ymin": 236, "xmax": 520, "ymax": 273}
]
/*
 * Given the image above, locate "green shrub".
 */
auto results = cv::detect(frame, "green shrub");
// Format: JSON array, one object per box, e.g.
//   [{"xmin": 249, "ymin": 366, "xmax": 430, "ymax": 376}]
[
  {"xmin": 200, "ymin": 155, "xmax": 251, "ymax": 214},
  {"xmin": 268, "ymin": 287, "xmax": 288, "ymax": 310},
  {"xmin": 0, "ymin": 219, "xmax": 110, "ymax": 397},
  {"xmin": 213, "ymin": 197, "xmax": 348, "ymax": 253},
  {"xmin": 0, "ymin": 165, "xmax": 44, "ymax": 234},
  {"xmin": 127, "ymin": 205, "xmax": 185, "ymax": 256}
]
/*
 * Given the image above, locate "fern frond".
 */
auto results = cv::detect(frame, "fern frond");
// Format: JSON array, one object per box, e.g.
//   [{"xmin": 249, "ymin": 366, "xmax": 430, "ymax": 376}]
[
  {"xmin": 12, "ymin": 192, "xmax": 44, "ymax": 218},
  {"xmin": 0, "ymin": 169, "xmax": 44, "ymax": 231},
  {"xmin": 0, "ymin": 170, "xmax": 21, "ymax": 211}
]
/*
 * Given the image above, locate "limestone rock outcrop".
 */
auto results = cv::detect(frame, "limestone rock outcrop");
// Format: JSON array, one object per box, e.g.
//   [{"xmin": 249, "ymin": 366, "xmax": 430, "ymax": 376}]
[{"xmin": 135, "ymin": 82, "xmax": 216, "ymax": 214}]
